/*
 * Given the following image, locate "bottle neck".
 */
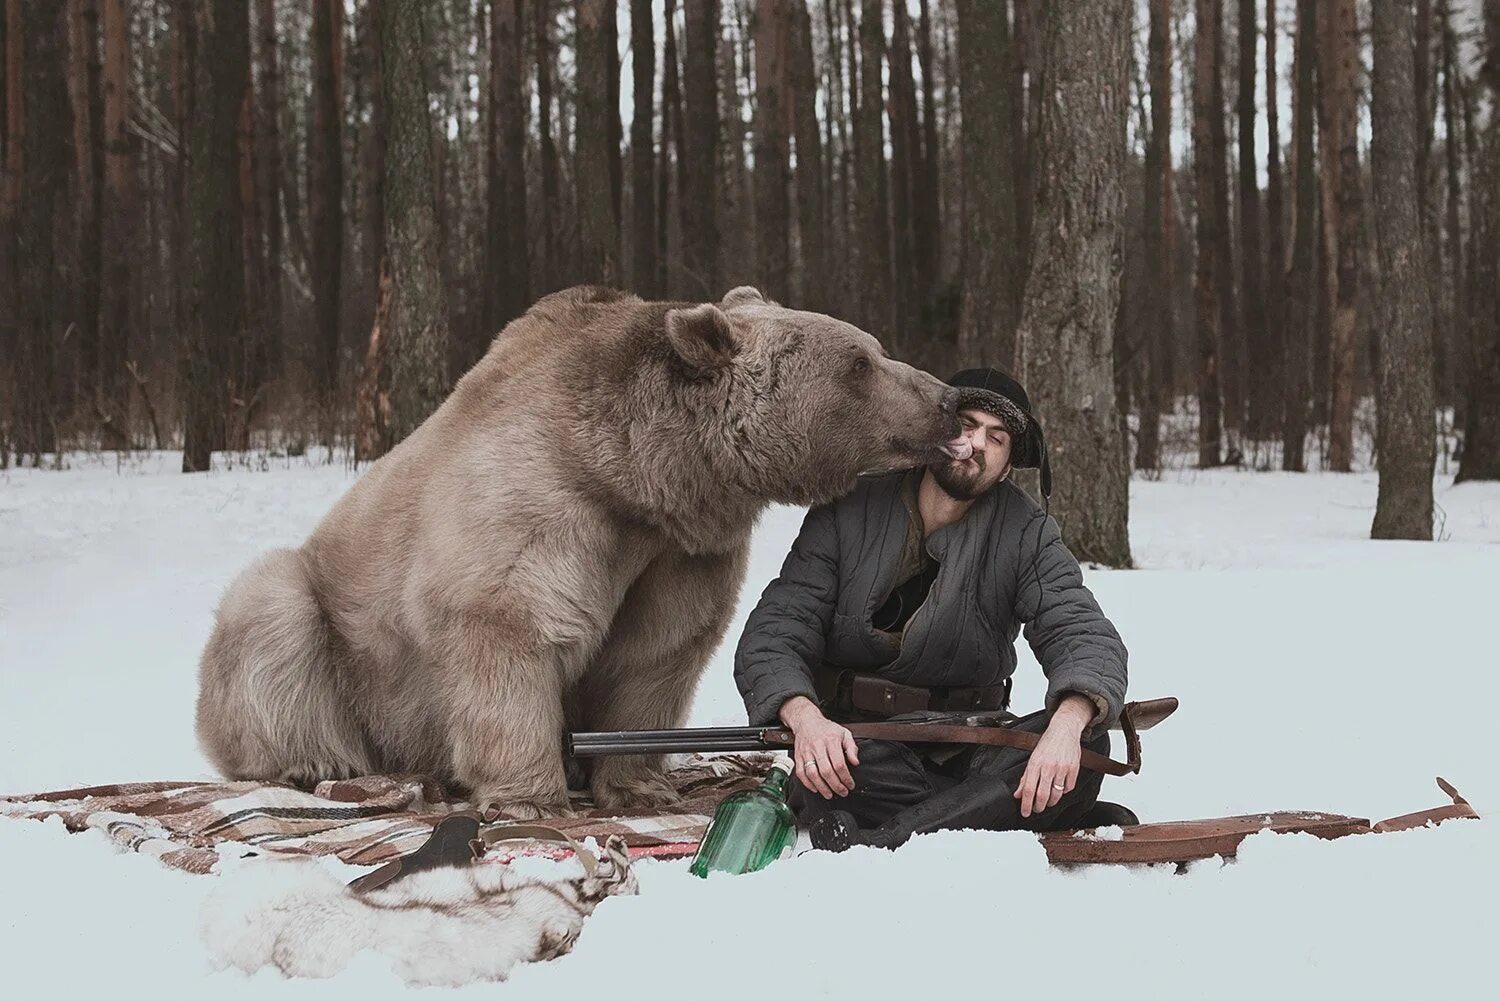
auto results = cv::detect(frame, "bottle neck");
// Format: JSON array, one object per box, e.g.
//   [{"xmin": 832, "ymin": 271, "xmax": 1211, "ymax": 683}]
[{"xmin": 760, "ymin": 766, "xmax": 790, "ymax": 799}]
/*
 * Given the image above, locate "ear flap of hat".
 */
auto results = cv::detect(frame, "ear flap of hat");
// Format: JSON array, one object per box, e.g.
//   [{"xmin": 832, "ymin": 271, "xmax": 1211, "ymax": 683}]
[{"xmin": 665, "ymin": 303, "xmax": 739, "ymax": 373}]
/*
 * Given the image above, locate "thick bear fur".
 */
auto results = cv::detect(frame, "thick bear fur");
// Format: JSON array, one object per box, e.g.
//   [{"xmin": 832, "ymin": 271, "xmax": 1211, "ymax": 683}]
[{"xmin": 195, "ymin": 285, "xmax": 958, "ymax": 817}]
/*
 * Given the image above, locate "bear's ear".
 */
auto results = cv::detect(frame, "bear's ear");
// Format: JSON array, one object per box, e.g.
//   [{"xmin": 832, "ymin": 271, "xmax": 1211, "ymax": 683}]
[
  {"xmin": 720, "ymin": 286, "xmax": 767, "ymax": 310},
  {"xmin": 665, "ymin": 303, "xmax": 739, "ymax": 373}
]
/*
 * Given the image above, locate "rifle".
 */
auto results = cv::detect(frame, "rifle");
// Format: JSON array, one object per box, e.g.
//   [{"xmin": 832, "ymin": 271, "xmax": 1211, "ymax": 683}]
[{"xmin": 567, "ymin": 697, "xmax": 1179, "ymax": 777}]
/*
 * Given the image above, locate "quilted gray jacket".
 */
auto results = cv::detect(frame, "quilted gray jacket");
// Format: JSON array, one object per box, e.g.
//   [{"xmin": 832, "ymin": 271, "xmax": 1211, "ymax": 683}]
[{"xmin": 734, "ymin": 470, "xmax": 1128, "ymax": 739}]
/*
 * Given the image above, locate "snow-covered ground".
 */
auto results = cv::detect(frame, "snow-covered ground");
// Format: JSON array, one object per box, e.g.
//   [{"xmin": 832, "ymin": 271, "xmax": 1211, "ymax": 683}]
[{"xmin": 1, "ymin": 451, "xmax": 1495, "ymax": 998}]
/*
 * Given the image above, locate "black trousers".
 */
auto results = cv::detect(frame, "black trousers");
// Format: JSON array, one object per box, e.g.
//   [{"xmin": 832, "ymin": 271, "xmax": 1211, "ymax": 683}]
[{"xmin": 786, "ymin": 707, "xmax": 1112, "ymax": 839}]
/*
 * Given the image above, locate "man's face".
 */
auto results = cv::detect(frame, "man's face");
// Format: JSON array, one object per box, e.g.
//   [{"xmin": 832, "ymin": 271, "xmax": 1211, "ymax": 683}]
[{"xmin": 929, "ymin": 408, "xmax": 1015, "ymax": 500}]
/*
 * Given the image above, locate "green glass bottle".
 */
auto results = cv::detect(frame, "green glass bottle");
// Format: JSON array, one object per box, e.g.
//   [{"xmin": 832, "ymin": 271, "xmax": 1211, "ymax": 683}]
[{"xmin": 689, "ymin": 758, "xmax": 797, "ymax": 877}]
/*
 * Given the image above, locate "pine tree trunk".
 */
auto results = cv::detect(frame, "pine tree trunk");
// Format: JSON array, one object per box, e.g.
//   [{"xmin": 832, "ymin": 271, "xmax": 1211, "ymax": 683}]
[
  {"xmin": 1263, "ymin": 0, "xmax": 1286, "ymax": 447},
  {"xmin": 887, "ymin": 0, "xmax": 917, "ymax": 347},
  {"xmin": 1283, "ymin": 0, "xmax": 1317, "ymax": 471},
  {"xmin": 98, "ymin": 0, "xmax": 129, "ymax": 442},
  {"xmin": 1434, "ymin": 0, "xmax": 1458, "ymax": 423},
  {"xmin": 1138, "ymin": 0, "xmax": 1174, "ymax": 472},
  {"xmin": 309, "ymin": 0, "xmax": 343, "ymax": 432},
  {"xmin": 534, "ymin": 0, "xmax": 560, "ymax": 293},
  {"xmin": 1210, "ymin": 0, "xmax": 1240, "ymax": 441},
  {"xmin": 681, "ymin": 0, "xmax": 719, "ymax": 297},
  {"xmin": 955, "ymin": 0, "xmax": 1015, "ymax": 369},
  {"xmin": 660, "ymin": 0, "xmax": 683, "ymax": 296},
  {"xmin": 1017, "ymin": 0, "xmax": 1133, "ymax": 568},
  {"xmin": 575, "ymin": 0, "xmax": 618, "ymax": 284},
  {"xmin": 789, "ymin": 0, "xmax": 826, "ymax": 312},
  {"xmin": 852, "ymin": 0, "xmax": 889, "ymax": 339},
  {"xmin": 0, "ymin": 0, "xmax": 18, "ymax": 465},
  {"xmin": 180, "ymin": 0, "xmax": 249, "ymax": 472},
  {"xmin": 487, "ymin": 0, "xmax": 529, "ymax": 328},
  {"xmin": 630, "ymin": 0, "xmax": 655, "ymax": 295},
  {"xmin": 376, "ymin": 0, "xmax": 450, "ymax": 449},
  {"xmin": 1456, "ymin": 0, "xmax": 1500, "ymax": 482},
  {"xmin": 356, "ymin": 0, "xmax": 384, "ymax": 339},
  {"xmin": 717, "ymin": 24, "xmax": 748, "ymax": 288},
  {"xmin": 1193, "ymin": 0, "xmax": 1223, "ymax": 466},
  {"xmin": 68, "ymin": 0, "xmax": 101, "ymax": 429},
  {"xmin": 1319, "ymin": 0, "xmax": 1360, "ymax": 472},
  {"xmin": 752, "ymin": 0, "xmax": 790, "ymax": 302},
  {"xmin": 1370, "ymin": 0, "xmax": 1436, "ymax": 538},
  {"xmin": 13, "ymin": 0, "xmax": 73, "ymax": 462},
  {"xmin": 913, "ymin": 0, "xmax": 940, "ymax": 308},
  {"xmin": 254, "ymin": 0, "xmax": 285, "ymax": 386},
  {"xmin": 1237, "ymin": 0, "xmax": 1266, "ymax": 440}
]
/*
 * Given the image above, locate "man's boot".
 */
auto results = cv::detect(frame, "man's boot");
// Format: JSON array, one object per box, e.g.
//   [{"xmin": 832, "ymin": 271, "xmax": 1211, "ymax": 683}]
[{"xmin": 1076, "ymin": 800, "xmax": 1139, "ymax": 828}]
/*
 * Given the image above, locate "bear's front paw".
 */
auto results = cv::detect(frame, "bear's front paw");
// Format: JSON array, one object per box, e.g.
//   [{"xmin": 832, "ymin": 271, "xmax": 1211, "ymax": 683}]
[
  {"xmin": 478, "ymin": 795, "xmax": 577, "ymax": 822},
  {"xmin": 591, "ymin": 772, "xmax": 683, "ymax": 814}
]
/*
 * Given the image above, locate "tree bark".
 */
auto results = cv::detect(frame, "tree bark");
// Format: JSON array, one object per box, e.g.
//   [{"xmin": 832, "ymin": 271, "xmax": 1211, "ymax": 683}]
[
  {"xmin": 0, "ymin": 0, "xmax": 18, "ymax": 464},
  {"xmin": 913, "ymin": 0, "xmax": 940, "ymax": 308},
  {"xmin": 535, "ymin": 0, "xmax": 560, "ymax": 293},
  {"xmin": 630, "ymin": 0, "xmax": 656, "ymax": 295},
  {"xmin": 1369, "ymin": 0, "xmax": 1436, "ymax": 538},
  {"xmin": 13, "ymin": 0, "xmax": 74, "ymax": 462},
  {"xmin": 660, "ymin": 0, "xmax": 684, "ymax": 296},
  {"xmin": 1210, "ymin": 0, "xmax": 1239, "ymax": 440},
  {"xmin": 1282, "ymin": 0, "xmax": 1317, "ymax": 470},
  {"xmin": 1017, "ymin": 0, "xmax": 1133, "ymax": 568},
  {"xmin": 487, "ymin": 0, "xmax": 529, "ymax": 329},
  {"xmin": 575, "ymin": 0, "xmax": 619, "ymax": 284},
  {"xmin": 1263, "ymin": 0, "xmax": 1286, "ymax": 446},
  {"xmin": 852, "ymin": 0, "xmax": 889, "ymax": 339},
  {"xmin": 1318, "ymin": 0, "xmax": 1360, "ymax": 471},
  {"xmin": 254, "ymin": 0, "xmax": 285, "ymax": 387},
  {"xmin": 789, "ymin": 0, "xmax": 826, "ymax": 312},
  {"xmin": 373, "ymin": 0, "xmax": 450, "ymax": 450},
  {"xmin": 308, "ymin": 0, "xmax": 343, "ymax": 429},
  {"xmin": 1237, "ymin": 0, "xmax": 1266, "ymax": 440},
  {"xmin": 956, "ymin": 0, "xmax": 1016, "ymax": 370},
  {"xmin": 1193, "ymin": 0, "xmax": 1223, "ymax": 466},
  {"xmin": 887, "ymin": 0, "xmax": 918, "ymax": 344},
  {"xmin": 1456, "ymin": 0, "xmax": 1500, "ymax": 481},
  {"xmin": 753, "ymin": 0, "xmax": 790, "ymax": 302},
  {"xmin": 180, "ymin": 0, "xmax": 249, "ymax": 472},
  {"xmin": 67, "ymin": 0, "xmax": 101, "ymax": 427},
  {"xmin": 1138, "ymin": 0, "xmax": 1174, "ymax": 472},
  {"xmin": 681, "ymin": 0, "xmax": 719, "ymax": 296}
]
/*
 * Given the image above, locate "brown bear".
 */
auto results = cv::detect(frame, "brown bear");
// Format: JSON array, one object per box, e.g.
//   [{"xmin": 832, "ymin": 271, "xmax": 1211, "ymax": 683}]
[{"xmin": 195, "ymin": 285, "xmax": 961, "ymax": 817}]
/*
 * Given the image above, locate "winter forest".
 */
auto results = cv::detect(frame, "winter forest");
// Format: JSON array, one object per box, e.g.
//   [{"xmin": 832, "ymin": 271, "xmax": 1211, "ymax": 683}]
[{"xmin": 3, "ymin": 0, "xmax": 1499, "ymax": 560}]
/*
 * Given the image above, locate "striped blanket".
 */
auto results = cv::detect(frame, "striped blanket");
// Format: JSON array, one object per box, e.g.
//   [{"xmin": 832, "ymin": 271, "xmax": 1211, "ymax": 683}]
[{"xmin": 0, "ymin": 754, "xmax": 778, "ymax": 876}]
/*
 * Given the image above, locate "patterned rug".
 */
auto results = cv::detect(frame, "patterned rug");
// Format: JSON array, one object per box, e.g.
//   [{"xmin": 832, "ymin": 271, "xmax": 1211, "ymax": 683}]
[{"xmin": 0, "ymin": 754, "xmax": 778, "ymax": 875}]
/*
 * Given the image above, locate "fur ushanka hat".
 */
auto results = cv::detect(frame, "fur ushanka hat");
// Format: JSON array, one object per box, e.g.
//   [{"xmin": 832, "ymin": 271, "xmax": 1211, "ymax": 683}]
[{"xmin": 946, "ymin": 367, "xmax": 1053, "ymax": 500}]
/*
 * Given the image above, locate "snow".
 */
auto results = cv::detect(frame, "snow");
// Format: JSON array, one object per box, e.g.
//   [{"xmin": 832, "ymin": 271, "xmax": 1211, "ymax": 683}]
[{"xmin": 2, "ymin": 450, "xmax": 1496, "ymax": 998}]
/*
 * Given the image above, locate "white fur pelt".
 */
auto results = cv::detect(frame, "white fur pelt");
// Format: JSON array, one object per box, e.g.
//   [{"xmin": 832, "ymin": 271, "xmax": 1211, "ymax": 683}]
[{"xmin": 201, "ymin": 836, "xmax": 638, "ymax": 986}]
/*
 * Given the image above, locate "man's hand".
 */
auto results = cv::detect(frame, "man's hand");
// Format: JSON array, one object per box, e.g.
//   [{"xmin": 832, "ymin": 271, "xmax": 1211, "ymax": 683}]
[
  {"xmin": 1014, "ymin": 693, "xmax": 1094, "ymax": 818},
  {"xmin": 779, "ymin": 696, "xmax": 860, "ymax": 799}
]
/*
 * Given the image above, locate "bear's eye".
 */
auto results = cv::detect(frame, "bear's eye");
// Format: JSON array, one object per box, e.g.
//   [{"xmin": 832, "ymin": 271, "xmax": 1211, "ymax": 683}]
[{"xmin": 852, "ymin": 355, "xmax": 871, "ymax": 374}]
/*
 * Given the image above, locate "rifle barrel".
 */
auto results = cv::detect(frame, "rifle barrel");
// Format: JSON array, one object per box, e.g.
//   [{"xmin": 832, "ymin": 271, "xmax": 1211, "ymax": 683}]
[{"xmin": 566, "ymin": 726, "xmax": 787, "ymax": 757}]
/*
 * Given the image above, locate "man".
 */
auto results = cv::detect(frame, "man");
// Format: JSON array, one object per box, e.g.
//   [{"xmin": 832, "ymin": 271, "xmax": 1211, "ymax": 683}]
[{"xmin": 734, "ymin": 368, "xmax": 1134, "ymax": 851}]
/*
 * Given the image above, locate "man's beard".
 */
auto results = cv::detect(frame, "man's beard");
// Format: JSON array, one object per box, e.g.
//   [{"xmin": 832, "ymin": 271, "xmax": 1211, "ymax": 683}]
[{"xmin": 929, "ymin": 453, "xmax": 991, "ymax": 500}]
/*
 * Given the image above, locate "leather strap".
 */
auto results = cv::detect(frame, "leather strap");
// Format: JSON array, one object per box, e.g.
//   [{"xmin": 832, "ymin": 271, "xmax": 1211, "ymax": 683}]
[
  {"xmin": 476, "ymin": 822, "xmax": 600, "ymax": 877},
  {"xmin": 814, "ymin": 665, "xmax": 1012, "ymax": 717}
]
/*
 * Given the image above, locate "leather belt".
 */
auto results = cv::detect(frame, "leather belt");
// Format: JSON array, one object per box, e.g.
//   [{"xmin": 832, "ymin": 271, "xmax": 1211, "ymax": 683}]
[{"xmin": 813, "ymin": 665, "xmax": 1011, "ymax": 718}]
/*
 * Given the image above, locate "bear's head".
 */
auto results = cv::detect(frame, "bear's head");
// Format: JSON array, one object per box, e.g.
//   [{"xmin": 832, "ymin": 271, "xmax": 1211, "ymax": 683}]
[{"xmin": 663, "ymin": 286, "xmax": 962, "ymax": 507}]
